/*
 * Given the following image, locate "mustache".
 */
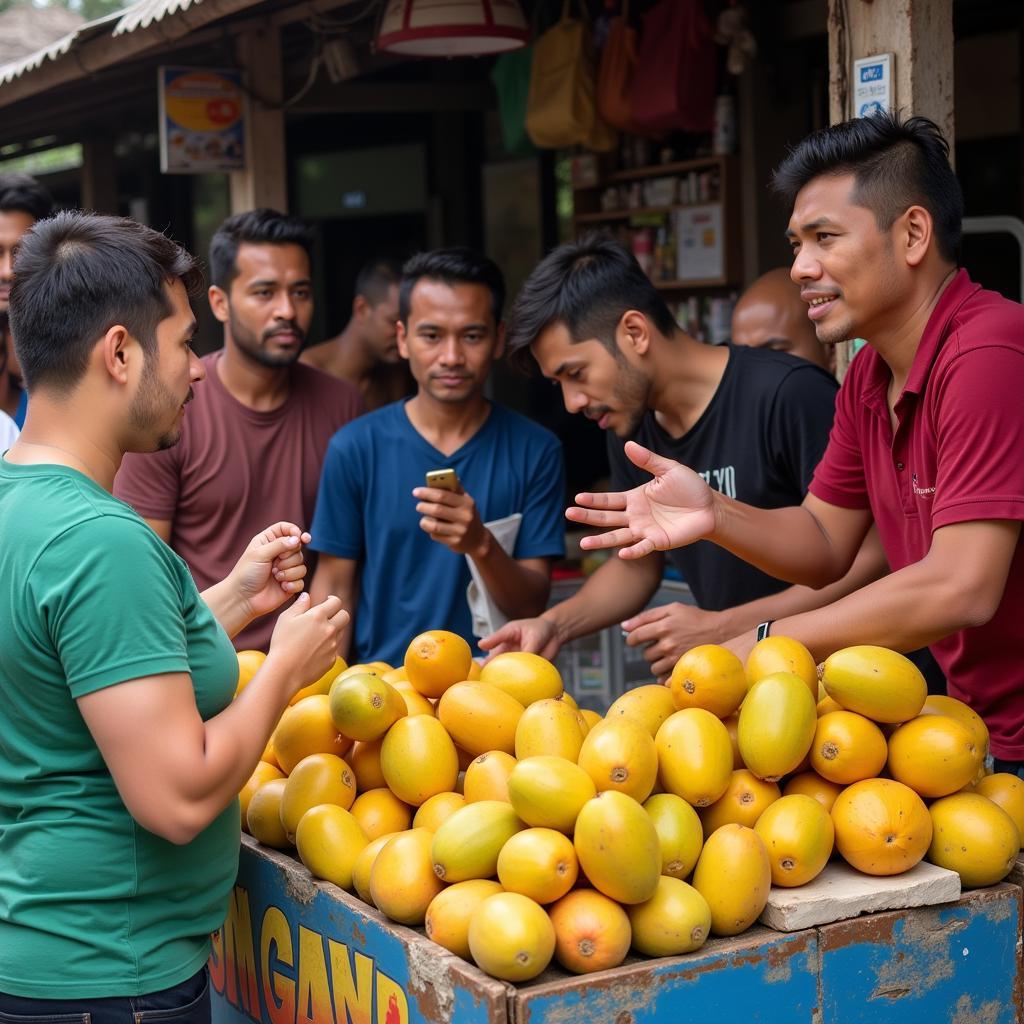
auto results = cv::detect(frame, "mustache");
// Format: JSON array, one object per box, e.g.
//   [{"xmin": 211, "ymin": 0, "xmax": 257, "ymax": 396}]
[
  {"xmin": 263, "ymin": 321, "xmax": 305, "ymax": 343},
  {"xmin": 184, "ymin": 388, "xmax": 195, "ymax": 405},
  {"xmin": 585, "ymin": 406, "xmax": 611, "ymax": 421}
]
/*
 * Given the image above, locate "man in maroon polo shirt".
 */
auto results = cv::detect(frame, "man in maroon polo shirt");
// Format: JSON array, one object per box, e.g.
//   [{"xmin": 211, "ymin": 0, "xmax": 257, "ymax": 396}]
[{"xmin": 567, "ymin": 112, "xmax": 1024, "ymax": 772}]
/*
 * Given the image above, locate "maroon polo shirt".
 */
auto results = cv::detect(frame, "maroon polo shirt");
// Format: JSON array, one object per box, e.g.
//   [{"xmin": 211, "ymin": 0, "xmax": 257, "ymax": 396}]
[{"xmin": 810, "ymin": 270, "xmax": 1024, "ymax": 759}]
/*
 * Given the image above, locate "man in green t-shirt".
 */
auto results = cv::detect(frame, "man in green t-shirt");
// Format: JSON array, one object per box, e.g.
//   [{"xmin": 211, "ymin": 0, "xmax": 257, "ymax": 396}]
[{"xmin": 0, "ymin": 212, "xmax": 348, "ymax": 1016}]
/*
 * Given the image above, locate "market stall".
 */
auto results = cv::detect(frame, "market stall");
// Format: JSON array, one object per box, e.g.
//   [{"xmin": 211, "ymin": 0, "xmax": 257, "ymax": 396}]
[
  {"xmin": 217, "ymin": 637, "xmax": 1024, "ymax": 1024},
  {"xmin": 211, "ymin": 837, "xmax": 1023, "ymax": 1024}
]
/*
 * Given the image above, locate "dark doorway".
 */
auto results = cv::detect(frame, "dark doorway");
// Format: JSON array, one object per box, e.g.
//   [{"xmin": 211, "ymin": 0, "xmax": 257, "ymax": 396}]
[{"xmin": 311, "ymin": 212, "xmax": 427, "ymax": 342}]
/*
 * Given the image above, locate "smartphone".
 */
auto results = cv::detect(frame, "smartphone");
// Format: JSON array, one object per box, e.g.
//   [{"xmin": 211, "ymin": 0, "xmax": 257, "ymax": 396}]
[{"xmin": 426, "ymin": 468, "xmax": 460, "ymax": 492}]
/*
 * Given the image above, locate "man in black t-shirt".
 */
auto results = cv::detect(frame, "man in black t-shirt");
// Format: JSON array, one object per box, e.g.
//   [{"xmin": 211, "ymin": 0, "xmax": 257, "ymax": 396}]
[
  {"xmin": 604, "ymin": 342, "xmax": 836, "ymax": 614},
  {"xmin": 481, "ymin": 237, "xmax": 887, "ymax": 681}
]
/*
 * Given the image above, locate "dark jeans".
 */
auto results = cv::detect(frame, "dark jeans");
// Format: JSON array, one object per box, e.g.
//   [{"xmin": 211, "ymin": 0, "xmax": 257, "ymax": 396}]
[
  {"xmin": 0, "ymin": 968, "xmax": 209, "ymax": 1024},
  {"xmin": 993, "ymin": 758, "xmax": 1024, "ymax": 779},
  {"xmin": 904, "ymin": 646, "xmax": 947, "ymax": 696}
]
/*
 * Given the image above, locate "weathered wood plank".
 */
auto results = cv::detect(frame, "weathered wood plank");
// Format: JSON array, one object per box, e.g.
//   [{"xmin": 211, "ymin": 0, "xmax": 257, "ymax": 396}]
[
  {"xmin": 513, "ymin": 927, "xmax": 819, "ymax": 1024},
  {"xmin": 817, "ymin": 883, "xmax": 1023, "ymax": 1024},
  {"xmin": 210, "ymin": 836, "xmax": 511, "ymax": 1024}
]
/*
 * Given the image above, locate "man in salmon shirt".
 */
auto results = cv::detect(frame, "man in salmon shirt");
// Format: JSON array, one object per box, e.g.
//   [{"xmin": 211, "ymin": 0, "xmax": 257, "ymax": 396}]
[
  {"xmin": 568, "ymin": 111, "xmax": 1024, "ymax": 774},
  {"xmin": 115, "ymin": 209, "xmax": 363, "ymax": 652}
]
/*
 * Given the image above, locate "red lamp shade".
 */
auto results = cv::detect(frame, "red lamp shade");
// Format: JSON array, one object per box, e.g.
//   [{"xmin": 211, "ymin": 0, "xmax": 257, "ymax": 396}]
[{"xmin": 376, "ymin": 0, "xmax": 529, "ymax": 57}]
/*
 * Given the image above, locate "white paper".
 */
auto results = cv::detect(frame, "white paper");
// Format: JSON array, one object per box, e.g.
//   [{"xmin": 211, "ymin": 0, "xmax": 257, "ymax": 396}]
[
  {"xmin": 466, "ymin": 513, "xmax": 522, "ymax": 638},
  {"xmin": 674, "ymin": 204, "xmax": 724, "ymax": 282},
  {"xmin": 853, "ymin": 53, "xmax": 893, "ymax": 118}
]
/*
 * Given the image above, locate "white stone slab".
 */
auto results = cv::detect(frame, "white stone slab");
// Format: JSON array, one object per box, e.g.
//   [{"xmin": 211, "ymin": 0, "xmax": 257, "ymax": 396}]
[{"xmin": 759, "ymin": 859, "xmax": 962, "ymax": 932}]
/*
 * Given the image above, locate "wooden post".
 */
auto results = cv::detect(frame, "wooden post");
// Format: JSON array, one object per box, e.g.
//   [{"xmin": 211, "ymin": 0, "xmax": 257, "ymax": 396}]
[
  {"xmin": 826, "ymin": 0, "xmax": 954, "ymax": 379},
  {"xmin": 81, "ymin": 134, "xmax": 119, "ymax": 215},
  {"xmin": 229, "ymin": 23, "xmax": 287, "ymax": 214}
]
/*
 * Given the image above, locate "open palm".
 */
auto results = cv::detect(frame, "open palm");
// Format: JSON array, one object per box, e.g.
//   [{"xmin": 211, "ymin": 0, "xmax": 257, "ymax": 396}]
[{"xmin": 566, "ymin": 442, "xmax": 716, "ymax": 559}]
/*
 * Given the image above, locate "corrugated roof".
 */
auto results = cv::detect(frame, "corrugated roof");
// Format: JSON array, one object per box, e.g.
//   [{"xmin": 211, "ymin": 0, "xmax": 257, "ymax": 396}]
[
  {"xmin": 113, "ymin": 0, "xmax": 206, "ymax": 36},
  {"xmin": 0, "ymin": 0, "xmax": 237, "ymax": 87},
  {"xmin": 0, "ymin": 0, "xmax": 298, "ymax": 106}
]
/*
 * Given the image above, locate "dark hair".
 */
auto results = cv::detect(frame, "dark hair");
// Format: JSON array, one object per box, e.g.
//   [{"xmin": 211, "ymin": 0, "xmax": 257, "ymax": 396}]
[
  {"xmin": 209, "ymin": 208, "xmax": 314, "ymax": 290},
  {"xmin": 505, "ymin": 236, "xmax": 678, "ymax": 368},
  {"xmin": 771, "ymin": 111, "xmax": 963, "ymax": 263},
  {"xmin": 0, "ymin": 172, "xmax": 54, "ymax": 221},
  {"xmin": 354, "ymin": 258, "xmax": 402, "ymax": 306},
  {"xmin": 8, "ymin": 211, "xmax": 202, "ymax": 393},
  {"xmin": 399, "ymin": 248, "xmax": 505, "ymax": 326}
]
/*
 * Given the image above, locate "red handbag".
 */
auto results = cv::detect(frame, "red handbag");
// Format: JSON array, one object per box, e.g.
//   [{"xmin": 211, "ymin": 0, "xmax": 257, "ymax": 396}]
[{"xmin": 629, "ymin": 0, "xmax": 716, "ymax": 136}]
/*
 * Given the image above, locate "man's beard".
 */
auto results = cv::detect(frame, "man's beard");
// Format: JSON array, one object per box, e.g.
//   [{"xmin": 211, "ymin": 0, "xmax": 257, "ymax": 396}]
[
  {"xmin": 229, "ymin": 308, "xmax": 305, "ymax": 368},
  {"xmin": 129, "ymin": 359, "xmax": 190, "ymax": 451},
  {"xmin": 611, "ymin": 360, "xmax": 651, "ymax": 438}
]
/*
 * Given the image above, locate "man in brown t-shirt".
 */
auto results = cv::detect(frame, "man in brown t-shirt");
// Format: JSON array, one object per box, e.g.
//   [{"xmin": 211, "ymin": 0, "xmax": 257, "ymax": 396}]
[
  {"xmin": 115, "ymin": 209, "xmax": 363, "ymax": 651},
  {"xmin": 301, "ymin": 257, "xmax": 414, "ymax": 411}
]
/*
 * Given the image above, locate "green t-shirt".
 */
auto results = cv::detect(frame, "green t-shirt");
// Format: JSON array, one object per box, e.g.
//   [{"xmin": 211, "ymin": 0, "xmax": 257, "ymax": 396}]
[{"xmin": 0, "ymin": 460, "xmax": 240, "ymax": 998}]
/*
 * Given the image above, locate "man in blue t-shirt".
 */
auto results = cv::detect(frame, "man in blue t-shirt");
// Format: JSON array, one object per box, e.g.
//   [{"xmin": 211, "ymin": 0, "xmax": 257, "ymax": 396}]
[{"xmin": 309, "ymin": 249, "xmax": 565, "ymax": 665}]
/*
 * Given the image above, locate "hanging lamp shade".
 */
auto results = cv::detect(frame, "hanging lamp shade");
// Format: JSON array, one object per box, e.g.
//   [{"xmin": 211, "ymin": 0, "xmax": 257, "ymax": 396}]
[{"xmin": 376, "ymin": 0, "xmax": 530, "ymax": 57}]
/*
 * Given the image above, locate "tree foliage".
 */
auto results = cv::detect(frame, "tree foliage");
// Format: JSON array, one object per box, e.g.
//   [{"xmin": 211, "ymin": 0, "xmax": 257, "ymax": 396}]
[{"xmin": 0, "ymin": 0, "xmax": 127, "ymax": 22}]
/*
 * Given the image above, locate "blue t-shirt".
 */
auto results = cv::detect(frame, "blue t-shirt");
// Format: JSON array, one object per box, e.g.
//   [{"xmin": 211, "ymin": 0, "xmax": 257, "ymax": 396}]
[
  {"xmin": 310, "ymin": 401, "xmax": 565, "ymax": 665},
  {"xmin": 13, "ymin": 388, "xmax": 27, "ymax": 429}
]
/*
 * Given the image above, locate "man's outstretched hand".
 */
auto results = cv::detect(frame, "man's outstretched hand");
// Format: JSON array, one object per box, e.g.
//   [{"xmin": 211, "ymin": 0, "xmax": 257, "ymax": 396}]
[{"xmin": 566, "ymin": 442, "xmax": 717, "ymax": 558}]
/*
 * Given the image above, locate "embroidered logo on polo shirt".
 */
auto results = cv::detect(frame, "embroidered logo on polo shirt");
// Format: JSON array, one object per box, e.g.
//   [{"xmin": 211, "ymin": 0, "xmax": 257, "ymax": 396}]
[{"xmin": 912, "ymin": 473, "xmax": 936, "ymax": 498}]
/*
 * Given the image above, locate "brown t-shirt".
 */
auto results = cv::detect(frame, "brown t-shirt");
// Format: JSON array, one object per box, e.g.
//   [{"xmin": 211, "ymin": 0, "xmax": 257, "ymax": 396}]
[{"xmin": 114, "ymin": 351, "xmax": 364, "ymax": 651}]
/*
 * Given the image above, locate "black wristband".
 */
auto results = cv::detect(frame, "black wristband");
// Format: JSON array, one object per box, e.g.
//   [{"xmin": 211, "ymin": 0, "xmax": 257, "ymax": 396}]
[{"xmin": 756, "ymin": 620, "xmax": 774, "ymax": 642}]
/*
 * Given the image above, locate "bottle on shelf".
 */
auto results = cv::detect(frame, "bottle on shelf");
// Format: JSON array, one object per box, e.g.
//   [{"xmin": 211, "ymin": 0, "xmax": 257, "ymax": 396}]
[{"xmin": 631, "ymin": 228, "xmax": 654, "ymax": 277}]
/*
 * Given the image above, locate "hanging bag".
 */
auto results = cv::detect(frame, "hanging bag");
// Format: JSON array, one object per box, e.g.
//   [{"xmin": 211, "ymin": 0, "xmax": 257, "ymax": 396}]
[
  {"xmin": 596, "ymin": 0, "xmax": 640, "ymax": 133},
  {"xmin": 491, "ymin": 45, "xmax": 537, "ymax": 156},
  {"xmin": 526, "ymin": 0, "xmax": 615, "ymax": 151},
  {"xmin": 629, "ymin": 0, "xmax": 716, "ymax": 136}
]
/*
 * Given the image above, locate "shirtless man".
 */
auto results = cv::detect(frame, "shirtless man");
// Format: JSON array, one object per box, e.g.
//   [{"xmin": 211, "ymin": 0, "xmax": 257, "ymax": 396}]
[
  {"xmin": 731, "ymin": 267, "xmax": 834, "ymax": 371},
  {"xmin": 302, "ymin": 258, "xmax": 413, "ymax": 410}
]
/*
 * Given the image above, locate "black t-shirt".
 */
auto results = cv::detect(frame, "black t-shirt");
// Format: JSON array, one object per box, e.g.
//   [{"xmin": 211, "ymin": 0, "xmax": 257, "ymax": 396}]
[{"xmin": 608, "ymin": 344, "xmax": 839, "ymax": 611}]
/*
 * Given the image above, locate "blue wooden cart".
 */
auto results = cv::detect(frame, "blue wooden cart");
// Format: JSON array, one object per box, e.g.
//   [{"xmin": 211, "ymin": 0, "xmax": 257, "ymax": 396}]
[{"xmin": 211, "ymin": 837, "xmax": 1023, "ymax": 1024}]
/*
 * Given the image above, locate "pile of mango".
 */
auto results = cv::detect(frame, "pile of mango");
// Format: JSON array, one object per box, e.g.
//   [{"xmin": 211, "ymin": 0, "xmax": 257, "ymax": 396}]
[{"xmin": 237, "ymin": 632, "xmax": 1024, "ymax": 983}]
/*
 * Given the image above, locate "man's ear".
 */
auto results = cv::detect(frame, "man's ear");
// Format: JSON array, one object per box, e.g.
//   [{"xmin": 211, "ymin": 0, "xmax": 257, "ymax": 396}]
[
  {"xmin": 616, "ymin": 310, "xmax": 652, "ymax": 358},
  {"xmin": 208, "ymin": 285, "xmax": 230, "ymax": 324},
  {"xmin": 100, "ymin": 325, "xmax": 134, "ymax": 384},
  {"xmin": 902, "ymin": 205, "xmax": 935, "ymax": 268},
  {"xmin": 352, "ymin": 295, "xmax": 370, "ymax": 321},
  {"xmin": 396, "ymin": 319, "xmax": 410, "ymax": 359},
  {"xmin": 493, "ymin": 322, "xmax": 506, "ymax": 361}
]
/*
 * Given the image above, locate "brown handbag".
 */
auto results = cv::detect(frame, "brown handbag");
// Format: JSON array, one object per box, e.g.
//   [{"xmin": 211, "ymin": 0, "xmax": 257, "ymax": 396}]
[{"xmin": 596, "ymin": 0, "xmax": 640, "ymax": 134}]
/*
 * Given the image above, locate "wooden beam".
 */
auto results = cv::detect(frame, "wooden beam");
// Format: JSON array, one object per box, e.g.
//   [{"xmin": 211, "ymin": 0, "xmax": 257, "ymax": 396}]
[
  {"xmin": 0, "ymin": 0, "xmax": 270, "ymax": 110},
  {"xmin": 827, "ymin": 0, "xmax": 954, "ymax": 137},
  {"xmin": 229, "ymin": 24, "xmax": 287, "ymax": 213},
  {"xmin": 826, "ymin": 0, "xmax": 954, "ymax": 380},
  {"xmin": 286, "ymin": 79, "xmax": 495, "ymax": 114},
  {"xmin": 81, "ymin": 134, "xmax": 119, "ymax": 214},
  {"xmin": 0, "ymin": 0, "xmax": 379, "ymax": 114}
]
